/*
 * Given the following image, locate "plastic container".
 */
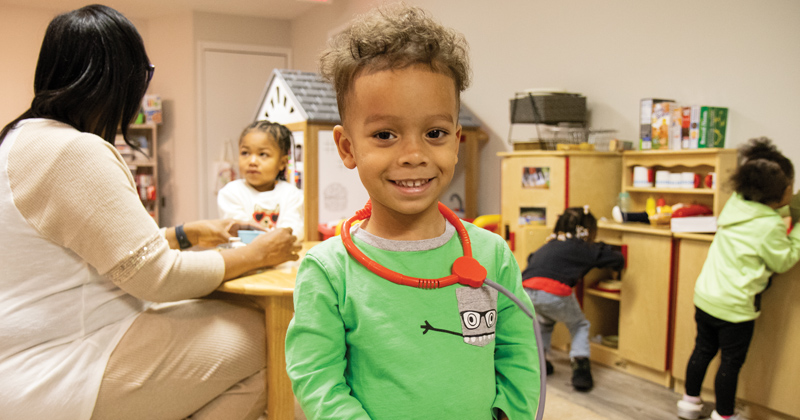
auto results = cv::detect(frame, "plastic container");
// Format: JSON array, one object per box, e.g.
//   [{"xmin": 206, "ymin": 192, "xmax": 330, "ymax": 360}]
[
  {"xmin": 646, "ymin": 196, "xmax": 656, "ymax": 216},
  {"xmin": 618, "ymin": 192, "xmax": 632, "ymax": 213},
  {"xmin": 238, "ymin": 230, "xmax": 265, "ymax": 244}
]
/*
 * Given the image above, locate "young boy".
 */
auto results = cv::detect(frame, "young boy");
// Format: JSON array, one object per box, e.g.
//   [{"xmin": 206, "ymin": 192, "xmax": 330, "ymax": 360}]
[{"xmin": 285, "ymin": 4, "xmax": 541, "ymax": 420}]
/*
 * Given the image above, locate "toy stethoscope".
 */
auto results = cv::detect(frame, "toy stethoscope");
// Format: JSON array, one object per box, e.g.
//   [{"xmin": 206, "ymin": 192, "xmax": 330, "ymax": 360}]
[{"xmin": 341, "ymin": 201, "xmax": 547, "ymax": 420}]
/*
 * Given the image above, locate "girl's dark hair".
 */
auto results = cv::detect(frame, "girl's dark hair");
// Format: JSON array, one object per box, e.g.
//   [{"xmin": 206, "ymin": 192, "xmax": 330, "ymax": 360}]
[
  {"xmin": 240, "ymin": 120, "xmax": 293, "ymax": 181},
  {"xmin": 0, "ymin": 5, "xmax": 151, "ymax": 147},
  {"xmin": 731, "ymin": 137, "xmax": 794, "ymax": 204},
  {"xmin": 551, "ymin": 206, "xmax": 597, "ymax": 241}
]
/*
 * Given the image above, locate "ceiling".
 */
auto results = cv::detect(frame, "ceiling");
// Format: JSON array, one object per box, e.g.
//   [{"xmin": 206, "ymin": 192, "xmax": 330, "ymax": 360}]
[{"xmin": 0, "ymin": 0, "xmax": 331, "ymax": 20}]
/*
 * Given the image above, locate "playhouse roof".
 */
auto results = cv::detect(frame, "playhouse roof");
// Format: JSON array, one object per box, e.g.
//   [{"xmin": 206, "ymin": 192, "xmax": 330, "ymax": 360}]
[{"xmin": 255, "ymin": 69, "xmax": 482, "ymax": 128}]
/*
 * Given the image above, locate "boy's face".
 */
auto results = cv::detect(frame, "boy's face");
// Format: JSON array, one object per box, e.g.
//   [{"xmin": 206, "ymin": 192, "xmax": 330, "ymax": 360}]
[
  {"xmin": 238, "ymin": 131, "xmax": 287, "ymax": 192},
  {"xmin": 334, "ymin": 65, "xmax": 461, "ymax": 223}
]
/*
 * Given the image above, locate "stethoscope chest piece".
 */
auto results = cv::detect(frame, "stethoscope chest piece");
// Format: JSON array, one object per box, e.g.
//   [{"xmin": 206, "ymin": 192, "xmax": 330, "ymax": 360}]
[{"xmin": 452, "ymin": 256, "xmax": 486, "ymax": 288}]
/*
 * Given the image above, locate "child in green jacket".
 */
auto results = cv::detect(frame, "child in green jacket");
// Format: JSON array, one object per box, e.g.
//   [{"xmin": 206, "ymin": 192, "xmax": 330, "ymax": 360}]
[{"xmin": 677, "ymin": 138, "xmax": 800, "ymax": 420}]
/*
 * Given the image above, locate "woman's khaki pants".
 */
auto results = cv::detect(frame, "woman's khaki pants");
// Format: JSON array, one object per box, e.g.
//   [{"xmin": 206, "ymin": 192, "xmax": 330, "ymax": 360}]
[{"xmin": 91, "ymin": 299, "xmax": 267, "ymax": 420}]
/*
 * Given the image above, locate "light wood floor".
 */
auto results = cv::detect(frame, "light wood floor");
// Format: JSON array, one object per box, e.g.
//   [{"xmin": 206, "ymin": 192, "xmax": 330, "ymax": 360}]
[
  {"xmin": 291, "ymin": 348, "xmax": 688, "ymax": 420},
  {"xmin": 545, "ymin": 348, "xmax": 685, "ymax": 419}
]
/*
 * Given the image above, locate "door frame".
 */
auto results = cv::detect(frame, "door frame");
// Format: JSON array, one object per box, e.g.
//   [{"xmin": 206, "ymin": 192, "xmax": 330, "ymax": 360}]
[{"xmin": 195, "ymin": 41, "xmax": 292, "ymax": 219}]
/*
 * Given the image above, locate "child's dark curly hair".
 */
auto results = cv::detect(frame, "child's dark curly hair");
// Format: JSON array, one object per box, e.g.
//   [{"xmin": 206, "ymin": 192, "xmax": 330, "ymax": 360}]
[
  {"xmin": 731, "ymin": 137, "xmax": 794, "ymax": 204},
  {"xmin": 549, "ymin": 206, "xmax": 597, "ymax": 242},
  {"xmin": 239, "ymin": 120, "xmax": 293, "ymax": 181}
]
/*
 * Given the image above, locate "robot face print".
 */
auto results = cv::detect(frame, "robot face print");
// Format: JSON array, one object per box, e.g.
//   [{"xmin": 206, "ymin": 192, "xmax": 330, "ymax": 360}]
[{"xmin": 456, "ymin": 286, "xmax": 498, "ymax": 347}]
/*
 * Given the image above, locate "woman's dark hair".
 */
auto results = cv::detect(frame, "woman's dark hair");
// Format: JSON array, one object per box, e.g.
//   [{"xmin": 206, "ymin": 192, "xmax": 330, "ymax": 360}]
[
  {"xmin": 0, "ymin": 4, "xmax": 151, "ymax": 147},
  {"xmin": 551, "ymin": 206, "xmax": 597, "ymax": 241},
  {"xmin": 731, "ymin": 137, "xmax": 794, "ymax": 204},
  {"xmin": 239, "ymin": 120, "xmax": 294, "ymax": 181}
]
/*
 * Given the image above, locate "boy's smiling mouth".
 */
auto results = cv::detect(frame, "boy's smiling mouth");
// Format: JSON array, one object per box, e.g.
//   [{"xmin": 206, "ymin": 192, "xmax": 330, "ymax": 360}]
[{"xmin": 393, "ymin": 178, "xmax": 433, "ymax": 188}]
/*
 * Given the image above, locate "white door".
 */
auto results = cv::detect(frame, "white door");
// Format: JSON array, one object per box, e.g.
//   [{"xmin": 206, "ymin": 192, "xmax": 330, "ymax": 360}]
[{"xmin": 198, "ymin": 43, "xmax": 290, "ymax": 219}]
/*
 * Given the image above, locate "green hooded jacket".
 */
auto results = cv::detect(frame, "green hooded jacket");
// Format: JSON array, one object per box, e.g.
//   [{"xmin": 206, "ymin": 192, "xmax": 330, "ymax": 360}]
[{"xmin": 695, "ymin": 193, "xmax": 800, "ymax": 322}]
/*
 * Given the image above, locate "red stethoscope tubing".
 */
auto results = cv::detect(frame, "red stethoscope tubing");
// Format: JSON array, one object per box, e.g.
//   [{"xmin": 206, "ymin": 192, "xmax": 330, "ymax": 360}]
[{"xmin": 340, "ymin": 201, "xmax": 486, "ymax": 289}]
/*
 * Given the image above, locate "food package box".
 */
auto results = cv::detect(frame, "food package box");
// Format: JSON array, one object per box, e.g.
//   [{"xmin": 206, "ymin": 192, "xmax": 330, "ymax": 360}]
[{"xmin": 640, "ymin": 98, "xmax": 674, "ymax": 150}]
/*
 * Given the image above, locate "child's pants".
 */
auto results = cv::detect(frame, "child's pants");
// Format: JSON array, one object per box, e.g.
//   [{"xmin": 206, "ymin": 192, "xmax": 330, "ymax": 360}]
[
  {"xmin": 685, "ymin": 306, "xmax": 754, "ymax": 417},
  {"xmin": 90, "ymin": 299, "xmax": 267, "ymax": 420},
  {"xmin": 525, "ymin": 289, "xmax": 591, "ymax": 359}
]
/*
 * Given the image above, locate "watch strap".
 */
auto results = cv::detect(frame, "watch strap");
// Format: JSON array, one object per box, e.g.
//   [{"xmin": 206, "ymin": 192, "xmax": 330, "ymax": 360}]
[{"xmin": 175, "ymin": 224, "xmax": 192, "ymax": 249}]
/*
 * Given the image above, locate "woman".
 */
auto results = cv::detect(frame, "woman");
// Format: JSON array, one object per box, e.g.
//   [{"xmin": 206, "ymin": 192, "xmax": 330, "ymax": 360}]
[{"xmin": 0, "ymin": 5, "xmax": 299, "ymax": 420}]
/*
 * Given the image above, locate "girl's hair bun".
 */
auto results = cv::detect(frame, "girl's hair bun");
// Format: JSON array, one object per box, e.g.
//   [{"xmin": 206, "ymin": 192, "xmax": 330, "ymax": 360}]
[
  {"xmin": 739, "ymin": 137, "xmax": 782, "ymax": 165},
  {"xmin": 732, "ymin": 137, "xmax": 794, "ymax": 204}
]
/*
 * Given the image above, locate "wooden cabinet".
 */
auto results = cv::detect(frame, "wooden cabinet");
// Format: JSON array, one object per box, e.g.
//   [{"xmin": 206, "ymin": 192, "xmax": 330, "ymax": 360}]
[
  {"xmin": 546, "ymin": 149, "xmax": 737, "ymax": 387},
  {"xmin": 118, "ymin": 123, "xmax": 160, "ymax": 225},
  {"xmin": 672, "ymin": 234, "xmax": 800, "ymax": 420},
  {"xmin": 575, "ymin": 222, "xmax": 675, "ymax": 387},
  {"xmin": 621, "ymin": 149, "xmax": 737, "ymax": 217},
  {"xmin": 498, "ymin": 151, "xmax": 621, "ymax": 267}
]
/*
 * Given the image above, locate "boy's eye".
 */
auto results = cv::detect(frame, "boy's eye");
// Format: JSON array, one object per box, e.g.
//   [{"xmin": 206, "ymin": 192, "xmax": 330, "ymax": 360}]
[
  {"xmin": 427, "ymin": 129, "xmax": 447, "ymax": 139},
  {"xmin": 240, "ymin": 150, "xmax": 249, "ymax": 156},
  {"xmin": 260, "ymin": 153, "xmax": 269, "ymax": 158},
  {"xmin": 374, "ymin": 131, "xmax": 396, "ymax": 141}
]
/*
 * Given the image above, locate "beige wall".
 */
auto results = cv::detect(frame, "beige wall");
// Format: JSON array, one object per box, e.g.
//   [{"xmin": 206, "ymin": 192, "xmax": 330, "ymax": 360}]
[
  {"xmin": 293, "ymin": 0, "xmax": 800, "ymax": 216},
  {"xmin": 0, "ymin": 6, "xmax": 51, "ymax": 125},
  {"xmin": 4, "ymin": 1, "xmax": 800, "ymax": 222}
]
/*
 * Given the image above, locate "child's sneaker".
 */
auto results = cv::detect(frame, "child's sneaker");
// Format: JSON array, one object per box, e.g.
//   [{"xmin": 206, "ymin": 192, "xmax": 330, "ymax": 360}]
[
  {"xmin": 676, "ymin": 397, "xmax": 703, "ymax": 419},
  {"xmin": 570, "ymin": 357, "xmax": 593, "ymax": 391},
  {"xmin": 710, "ymin": 410, "xmax": 744, "ymax": 420},
  {"xmin": 545, "ymin": 360, "xmax": 554, "ymax": 375}
]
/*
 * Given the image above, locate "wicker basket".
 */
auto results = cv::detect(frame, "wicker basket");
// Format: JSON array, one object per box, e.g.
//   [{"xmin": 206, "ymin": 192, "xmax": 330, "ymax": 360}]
[{"xmin": 510, "ymin": 92, "xmax": 587, "ymax": 125}]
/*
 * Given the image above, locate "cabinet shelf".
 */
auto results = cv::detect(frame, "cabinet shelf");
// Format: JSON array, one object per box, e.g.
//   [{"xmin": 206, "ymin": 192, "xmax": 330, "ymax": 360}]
[
  {"xmin": 585, "ymin": 287, "xmax": 621, "ymax": 301},
  {"xmin": 621, "ymin": 150, "xmax": 736, "ymax": 217},
  {"xmin": 625, "ymin": 187, "xmax": 714, "ymax": 195}
]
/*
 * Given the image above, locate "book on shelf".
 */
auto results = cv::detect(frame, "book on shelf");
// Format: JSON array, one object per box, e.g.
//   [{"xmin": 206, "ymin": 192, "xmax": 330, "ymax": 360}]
[
  {"xmin": 651, "ymin": 100, "xmax": 676, "ymax": 150},
  {"xmin": 697, "ymin": 106, "xmax": 728, "ymax": 148},
  {"xmin": 681, "ymin": 106, "xmax": 692, "ymax": 149}
]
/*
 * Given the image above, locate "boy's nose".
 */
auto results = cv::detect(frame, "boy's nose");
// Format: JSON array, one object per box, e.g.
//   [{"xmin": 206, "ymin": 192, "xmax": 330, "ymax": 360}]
[{"xmin": 399, "ymin": 136, "xmax": 429, "ymax": 166}]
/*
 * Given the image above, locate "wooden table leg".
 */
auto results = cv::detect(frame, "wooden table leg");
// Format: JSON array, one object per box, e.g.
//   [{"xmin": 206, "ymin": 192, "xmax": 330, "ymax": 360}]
[{"xmin": 262, "ymin": 295, "xmax": 295, "ymax": 420}]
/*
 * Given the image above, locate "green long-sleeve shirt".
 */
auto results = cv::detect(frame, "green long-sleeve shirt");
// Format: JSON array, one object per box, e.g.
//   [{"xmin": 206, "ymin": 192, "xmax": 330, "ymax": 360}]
[
  {"xmin": 286, "ymin": 222, "xmax": 541, "ymax": 419},
  {"xmin": 695, "ymin": 193, "xmax": 800, "ymax": 322}
]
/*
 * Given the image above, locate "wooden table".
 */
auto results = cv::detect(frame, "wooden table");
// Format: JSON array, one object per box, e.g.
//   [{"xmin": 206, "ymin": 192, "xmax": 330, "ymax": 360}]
[{"xmin": 215, "ymin": 241, "xmax": 319, "ymax": 420}]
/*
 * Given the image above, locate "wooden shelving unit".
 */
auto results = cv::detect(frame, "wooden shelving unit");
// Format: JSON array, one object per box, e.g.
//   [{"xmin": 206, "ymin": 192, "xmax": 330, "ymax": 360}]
[
  {"xmin": 621, "ymin": 149, "xmax": 737, "ymax": 217},
  {"xmin": 118, "ymin": 123, "xmax": 160, "ymax": 225},
  {"xmin": 498, "ymin": 150, "xmax": 622, "ymax": 267}
]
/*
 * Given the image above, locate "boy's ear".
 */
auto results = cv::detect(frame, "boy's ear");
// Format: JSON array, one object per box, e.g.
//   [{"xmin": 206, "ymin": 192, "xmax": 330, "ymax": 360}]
[
  {"xmin": 333, "ymin": 125, "xmax": 357, "ymax": 169},
  {"xmin": 454, "ymin": 124, "xmax": 462, "ymax": 164}
]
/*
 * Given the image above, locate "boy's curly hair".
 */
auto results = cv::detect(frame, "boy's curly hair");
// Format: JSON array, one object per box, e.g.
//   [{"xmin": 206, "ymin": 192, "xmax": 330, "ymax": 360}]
[
  {"xmin": 731, "ymin": 137, "xmax": 794, "ymax": 204},
  {"xmin": 319, "ymin": 3, "xmax": 471, "ymax": 120}
]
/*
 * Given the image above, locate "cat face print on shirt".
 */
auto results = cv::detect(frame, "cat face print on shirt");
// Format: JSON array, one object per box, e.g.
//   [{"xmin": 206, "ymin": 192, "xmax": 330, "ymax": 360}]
[{"xmin": 252, "ymin": 203, "xmax": 280, "ymax": 229}]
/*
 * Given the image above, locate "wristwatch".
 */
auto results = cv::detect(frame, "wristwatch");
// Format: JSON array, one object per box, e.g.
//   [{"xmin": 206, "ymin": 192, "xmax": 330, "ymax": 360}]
[{"xmin": 175, "ymin": 224, "xmax": 192, "ymax": 250}]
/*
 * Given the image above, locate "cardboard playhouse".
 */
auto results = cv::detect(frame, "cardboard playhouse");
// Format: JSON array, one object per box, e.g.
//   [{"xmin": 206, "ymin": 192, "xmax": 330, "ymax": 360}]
[{"xmin": 254, "ymin": 69, "xmax": 488, "ymax": 241}]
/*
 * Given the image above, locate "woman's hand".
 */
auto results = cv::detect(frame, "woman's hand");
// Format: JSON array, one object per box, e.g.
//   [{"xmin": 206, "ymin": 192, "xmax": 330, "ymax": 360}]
[
  {"xmin": 248, "ymin": 227, "xmax": 302, "ymax": 267},
  {"xmin": 221, "ymin": 227, "xmax": 301, "ymax": 280},
  {"xmin": 183, "ymin": 219, "xmax": 265, "ymax": 248}
]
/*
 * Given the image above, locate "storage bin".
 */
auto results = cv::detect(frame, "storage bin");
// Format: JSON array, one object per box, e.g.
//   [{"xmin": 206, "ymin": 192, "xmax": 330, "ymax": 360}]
[{"xmin": 510, "ymin": 92, "xmax": 587, "ymax": 124}]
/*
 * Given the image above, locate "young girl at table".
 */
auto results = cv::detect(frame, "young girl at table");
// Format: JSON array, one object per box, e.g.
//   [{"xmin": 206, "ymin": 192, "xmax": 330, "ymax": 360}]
[
  {"xmin": 677, "ymin": 137, "xmax": 800, "ymax": 420},
  {"xmin": 218, "ymin": 121, "xmax": 304, "ymax": 240},
  {"xmin": 521, "ymin": 206, "xmax": 624, "ymax": 392}
]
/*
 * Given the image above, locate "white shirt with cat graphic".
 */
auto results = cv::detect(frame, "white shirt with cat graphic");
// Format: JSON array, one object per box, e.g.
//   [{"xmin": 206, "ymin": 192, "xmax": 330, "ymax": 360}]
[{"xmin": 217, "ymin": 179, "xmax": 304, "ymax": 241}]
